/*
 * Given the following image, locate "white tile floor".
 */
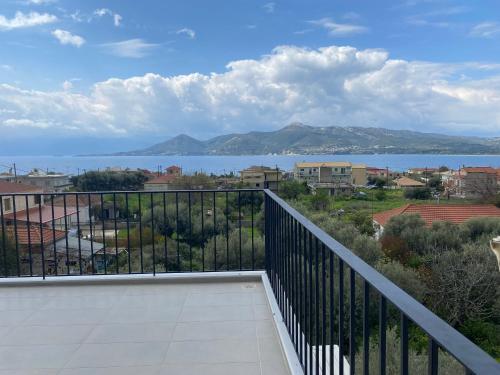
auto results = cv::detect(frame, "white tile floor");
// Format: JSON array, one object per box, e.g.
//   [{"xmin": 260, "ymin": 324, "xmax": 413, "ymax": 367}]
[{"xmin": 0, "ymin": 280, "xmax": 291, "ymax": 375}]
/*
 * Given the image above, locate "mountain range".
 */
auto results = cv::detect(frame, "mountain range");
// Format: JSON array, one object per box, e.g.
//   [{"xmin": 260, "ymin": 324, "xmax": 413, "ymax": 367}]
[{"xmin": 113, "ymin": 123, "xmax": 500, "ymax": 156}]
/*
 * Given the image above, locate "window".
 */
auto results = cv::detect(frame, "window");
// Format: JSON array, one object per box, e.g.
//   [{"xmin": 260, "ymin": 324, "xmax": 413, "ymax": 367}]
[
  {"xmin": 3, "ymin": 198, "xmax": 12, "ymax": 211},
  {"xmin": 256, "ymin": 183, "xmax": 260, "ymax": 187},
  {"xmin": 341, "ymin": 168, "xmax": 346, "ymax": 174}
]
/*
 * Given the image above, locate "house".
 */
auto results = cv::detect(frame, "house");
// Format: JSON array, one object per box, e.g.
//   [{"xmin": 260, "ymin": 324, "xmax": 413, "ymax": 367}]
[
  {"xmin": 52, "ymin": 195, "xmax": 100, "ymax": 225},
  {"xmin": 366, "ymin": 167, "xmax": 401, "ymax": 180},
  {"xmin": 407, "ymin": 167, "xmax": 439, "ymax": 176},
  {"xmin": 454, "ymin": 167, "xmax": 498, "ymax": 198},
  {"xmin": 0, "ymin": 180, "xmax": 43, "ymax": 216},
  {"xmin": 14, "ymin": 169, "xmax": 72, "ymax": 193},
  {"xmin": 394, "ymin": 176, "xmax": 425, "ymax": 189},
  {"xmin": 165, "ymin": 165, "xmax": 182, "ymax": 176},
  {"xmin": 143, "ymin": 174, "xmax": 181, "ymax": 191},
  {"xmin": 373, "ymin": 203, "xmax": 500, "ymax": 237},
  {"xmin": 352, "ymin": 164, "xmax": 367, "ymax": 186},
  {"xmin": 239, "ymin": 166, "xmax": 282, "ymax": 190},
  {"xmin": 294, "ymin": 161, "xmax": 366, "ymax": 196}
]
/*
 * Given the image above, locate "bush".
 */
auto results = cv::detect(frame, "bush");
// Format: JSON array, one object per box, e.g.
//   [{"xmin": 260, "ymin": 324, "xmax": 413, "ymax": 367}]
[
  {"xmin": 376, "ymin": 260, "xmax": 428, "ymax": 302},
  {"xmin": 404, "ymin": 187, "xmax": 432, "ymax": 200},
  {"xmin": 375, "ymin": 189, "xmax": 386, "ymax": 201},
  {"xmin": 278, "ymin": 180, "xmax": 309, "ymax": 200}
]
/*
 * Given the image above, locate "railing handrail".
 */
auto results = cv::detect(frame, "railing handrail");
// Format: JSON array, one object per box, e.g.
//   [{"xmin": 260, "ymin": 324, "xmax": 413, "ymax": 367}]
[
  {"xmin": 264, "ymin": 189, "xmax": 500, "ymax": 374},
  {"xmin": 0, "ymin": 188, "xmax": 263, "ymax": 197}
]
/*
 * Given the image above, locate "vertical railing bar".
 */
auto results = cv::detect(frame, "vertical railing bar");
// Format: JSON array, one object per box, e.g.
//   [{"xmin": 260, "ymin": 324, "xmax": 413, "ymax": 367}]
[
  {"xmin": 188, "ymin": 191, "xmax": 192, "ymax": 272},
  {"xmin": 315, "ymin": 237, "xmax": 320, "ymax": 375},
  {"xmin": 100, "ymin": 194, "xmax": 106, "ymax": 275},
  {"xmin": 294, "ymin": 217, "xmax": 299, "ymax": 355},
  {"xmin": 213, "ymin": 191, "xmax": 217, "ymax": 272},
  {"xmin": 88, "ymin": 193, "xmax": 95, "ymax": 275},
  {"xmin": 201, "ymin": 191, "xmax": 205, "ymax": 272},
  {"xmin": 50, "ymin": 195, "xmax": 57, "ymax": 276},
  {"xmin": 175, "ymin": 192, "xmax": 180, "ymax": 271},
  {"xmin": 62, "ymin": 194, "xmax": 69, "ymax": 275},
  {"xmin": 38, "ymin": 194, "xmax": 46, "ymax": 279},
  {"xmin": 0, "ymin": 197, "xmax": 5, "ymax": 277},
  {"xmin": 11, "ymin": 195, "xmax": 20, "ymax": 276},
  {"xmin": 76, "ymin": 193, "xmax": 83, "ymax": 275},
  {"xmin": 428, "ymin": 339, "xmax": 438, "ymax": 375},
  {"xmin": 125, "ymin": 192, "xmax": 131, "ymax": 274},
  {"xmin": 298, "ymin": 221, "xmax": 303, "ymax": 366},
  {"xmin": 303, "ymin": 225, "xmax": 308, "ymax": 373},
  {"xmin": 309, "ymin": 231, "xmax": 313, "ymax": 375},
  {"xmin": 225, "ymin": 191, "xmax": 229, "ymax": 271},
  {"xmin": 401, "ymin": 313, "xmax": 409, "ymax": 375},
  {"xmin": 113, "ymin": 193, "xmax": 118, "ymax": 274},
  {"xmin": 330, "ymin": 251, "xmax": 335, "ymax": 375},
  {"xmin": 363, "ymin": 281, "xmax": 370, "ymax": 375},
  {"xmin": 150, "ymin": 192, "xmax": 156, "ymax": 276},
  {"xmin": 238, "ymin": 191, "xmax": 242, "ymax": 271},
  {"xmin": 379, "ymin": 295, "xmax": 387, "ymax": 375},
  {"xmin": 349, "ymin": 268, "xmax": 355, "ymax": 375},
  {"xmin": 25, "ymin": 195, "xmax": 33, "ymax": 276},
  {"xmin": 339, "ymin": 258, "xmax": 345, "ymax": 375},
  {"xmin": 251, "ymin": 190, "xmax": 255, "ymax": 270},
  {"xmin": 162, "ymin": 192, "xmax": 167, "ymax": 272},
  {"xmin": 138, "ymin": 192, "xmax": 143, "ymax": 273},
  {"xmin": 322, "ymin": 243, "xmax": 326, "ymax": 375}
]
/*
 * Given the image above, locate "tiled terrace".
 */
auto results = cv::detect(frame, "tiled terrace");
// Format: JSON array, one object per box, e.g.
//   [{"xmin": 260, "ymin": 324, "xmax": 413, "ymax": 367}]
[{"xmin": 0, "ymin": 275, "xmax": 291, "ymax": 375}]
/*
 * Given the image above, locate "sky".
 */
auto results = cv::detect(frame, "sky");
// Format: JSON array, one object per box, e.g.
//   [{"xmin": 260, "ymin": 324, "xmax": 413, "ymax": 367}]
[{"xmin": 1, "ymin": 0, "xmax": 500, "ymax": 154}]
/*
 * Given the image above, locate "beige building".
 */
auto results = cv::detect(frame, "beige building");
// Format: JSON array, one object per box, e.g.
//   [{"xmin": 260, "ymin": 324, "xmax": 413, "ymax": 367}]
[
  {"xmin": 0, "ymin": 180, "xmax": 42, "ymax": 215},
  {"xmin": 352, "ymin": 164, "xmax": 367, "ymax": 186},
  {"xmin": 240, "ymin": 166, "xmax": 282, "ymax": 190},
  {"xmin": 294, "ymin": 162, "xmax": 367, "ymax": 196}
]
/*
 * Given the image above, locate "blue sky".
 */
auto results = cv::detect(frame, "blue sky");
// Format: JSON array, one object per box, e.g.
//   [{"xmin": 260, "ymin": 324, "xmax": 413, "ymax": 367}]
[{"xmin": 1, "ymin": 0, "xmax": 500, "ymax": 154}]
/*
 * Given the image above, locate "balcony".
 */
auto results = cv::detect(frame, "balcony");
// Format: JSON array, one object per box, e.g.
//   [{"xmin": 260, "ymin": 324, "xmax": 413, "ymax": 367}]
[{"xmin": 0, "ymin": 189, "xmax": 499, "ymax": 374}]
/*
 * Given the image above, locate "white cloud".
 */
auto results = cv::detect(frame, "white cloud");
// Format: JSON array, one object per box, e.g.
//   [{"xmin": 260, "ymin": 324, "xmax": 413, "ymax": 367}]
[
  {"xmin": 114, "ymin": 14, "xmax": 122, "ymax": 27},
  {"xmin": 309, "ymin": 18, "xmax": 369, "ymax": 36},
  {"xmin": 25, "ymin": 0, "xmax": 57, "ymax": 4},
  {"xmin": 94, "ymin": 8, "xmax": 122, "ymax": 27},
  {"xmin": 101, "ymin": 39, "xmax": 159, "ymax": 58},
  {"xmin": 1, "ymin": 65, "xmax": 12, "ymax": 71},
  {"xmin": 470, "ymin": 22, "xmax": 500, "ymax": 38},
  {"xmin": 176, "ymin": 28, "xmax": 195, "ymax": 39},
  {"xmin": 2, "ymin": 45, "xmax": 500, "ymax": 139},
  {"xmin": 62, "ymin": 80, "xmax": 73, "ymax": 90},
  {"xmin": 52, "ymin": 29, "xmax": 85, "ymax": 47},
  {"xmin": 0, "ymin": 11, "xmax": 57, "ymax": 30},
  {"xmin": 263, "ymin": 2, "xmax": 275, "ymax": 13}
]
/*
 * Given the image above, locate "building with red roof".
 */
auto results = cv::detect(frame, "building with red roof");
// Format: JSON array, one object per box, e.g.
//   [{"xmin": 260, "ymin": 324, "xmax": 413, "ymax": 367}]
[{"xmin": 373, "ymin": 204, "xmax": 500, "ymax": 236}]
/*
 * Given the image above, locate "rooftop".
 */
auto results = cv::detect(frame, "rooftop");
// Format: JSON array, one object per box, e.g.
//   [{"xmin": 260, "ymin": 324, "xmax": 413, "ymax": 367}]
[
  {"xmin": 0, "ymin": 274, "xmax": 291, "ymax": 375},
  {"xmin": 0, "ymin": 180, "xmax": 41, "ymax": 194},
  {"xmin": 374, "ymin": 203, "xmax": 500, "ymax": 227},
  {"xmin": 394, "ymin": 176, "xmax": 425, "ymax": 187},
  {"xmin": 295, "ymin": 162, "xmax": 352, "ymax": 168},
  {"xmin": 4, "ymin": 206, "xmax": 78, "ymax": 224}
]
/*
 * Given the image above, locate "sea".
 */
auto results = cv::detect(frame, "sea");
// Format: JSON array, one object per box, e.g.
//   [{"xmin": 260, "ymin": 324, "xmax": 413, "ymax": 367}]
[{"xmin": 2, "ymin": 154, "xmax": 500, "ymax": 176}]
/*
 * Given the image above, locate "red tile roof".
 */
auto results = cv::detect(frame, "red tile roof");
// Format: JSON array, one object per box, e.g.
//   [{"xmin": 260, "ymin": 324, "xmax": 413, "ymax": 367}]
[
  {"xmin": 374, "ymin": 204, "xmax": 500, "ymax": 227},
  {"xmin": 4, "ymin": 206, "xmax": 78, "ymax": 223},
  {"xmin": 166, "ymin": 165, "xmax": 181, "ymax": 171},
  {"xmin": 145, "ymin": 175, "xmax": 179, "ymax": 184},
  {"xmin": 0, "ymin": 180, "xmax": 41, "ymax": 194},
  {"xmin": 462, "ymin": 167, "xmax": 497, "ymax": 174},
  {"xmin": 7, "ymin": 226, "xmax": 66, "ymax": 246}
]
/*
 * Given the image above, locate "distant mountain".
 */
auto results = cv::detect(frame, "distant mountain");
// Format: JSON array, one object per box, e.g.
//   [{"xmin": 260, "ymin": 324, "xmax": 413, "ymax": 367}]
[{"xmin": 114, "ymin": 123, "xmax": 500, "ymax": 156}]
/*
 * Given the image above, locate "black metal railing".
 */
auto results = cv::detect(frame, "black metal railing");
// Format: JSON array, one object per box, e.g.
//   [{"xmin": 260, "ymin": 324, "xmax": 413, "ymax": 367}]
[
  {"xmin": 0, "ymin": 189, "xmax": 264, "ymax": 277},
  {"xmin": 264, "ymin": 189, "xmax": 500, "ymax": 375},
  {"xmin": 1, "ymin": 188, "xmax": 499, "ymax": 374}
]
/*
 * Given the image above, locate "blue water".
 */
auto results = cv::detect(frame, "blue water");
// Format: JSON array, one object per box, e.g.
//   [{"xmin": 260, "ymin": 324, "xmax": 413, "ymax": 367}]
[{"xmin": 1, "ymin": 154, "xmax": 500, "ymax": 175}]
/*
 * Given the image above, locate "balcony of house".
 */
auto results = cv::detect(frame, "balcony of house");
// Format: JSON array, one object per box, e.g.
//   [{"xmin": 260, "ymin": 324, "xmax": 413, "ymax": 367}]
[{"xmin": 0, "ymin": 189, "xmax": 499, "ymax": 374}]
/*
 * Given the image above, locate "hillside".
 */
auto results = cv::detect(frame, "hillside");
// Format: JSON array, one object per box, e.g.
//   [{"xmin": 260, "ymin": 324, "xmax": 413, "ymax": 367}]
[{"xmin": 114, "ymin": 123, "xmax": 500, "ymax": 155}]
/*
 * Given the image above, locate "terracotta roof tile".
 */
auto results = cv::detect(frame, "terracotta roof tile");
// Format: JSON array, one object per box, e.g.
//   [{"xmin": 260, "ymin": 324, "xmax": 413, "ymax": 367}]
[
  {"xmin": 374, "ymin": 204, "xmax": 500, "ymax": 227},
  {"xmin": 0, "ymin": 181, "xmax": 41, "ymax": 194},
  {"xmin": 6, "ymin": 226, "xmax": 66, "ymax": 246}
]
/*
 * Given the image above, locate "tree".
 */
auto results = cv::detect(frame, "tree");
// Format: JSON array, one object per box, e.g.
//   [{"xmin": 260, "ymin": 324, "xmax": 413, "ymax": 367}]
[
  {"xmin": 428, "ymin": 176, "xmax": 444, "ymax": 192},
  {"xmin": 72, "ymin": 171, "xmax": 148, "ymax": 191},
  {"xmin": 404, "ymin": 187, "xmax": 432, "ymax": 200},
  {"xmin": 426, "ymin": 243, "xmax": 500, "ymax": 326},
  {"xmin": 0, "ymin": 231, "xmax": 17, "ymax": 277},
  {"xmin": 278, "ymin": 180, "xmax": 309, "ymax": 200},
  {"xmin": 308, "ymin": 190, "xmax": 330, "ymax": 210}
]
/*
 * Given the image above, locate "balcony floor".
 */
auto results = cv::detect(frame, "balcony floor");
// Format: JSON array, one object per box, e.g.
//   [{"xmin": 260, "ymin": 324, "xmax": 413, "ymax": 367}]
[{"xmin": 0, "ymin": 277, "xmax": 291, "ymax": 375}]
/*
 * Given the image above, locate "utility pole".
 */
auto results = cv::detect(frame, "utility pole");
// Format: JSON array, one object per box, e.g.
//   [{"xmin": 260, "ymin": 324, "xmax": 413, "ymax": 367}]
[
  {"xmin": 13, "ymin": 163, "xmax": 17, "ymax": 183},
  {"xmin": 386, "ymin": 166, "xmax": 389, "ymax": 186}
]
